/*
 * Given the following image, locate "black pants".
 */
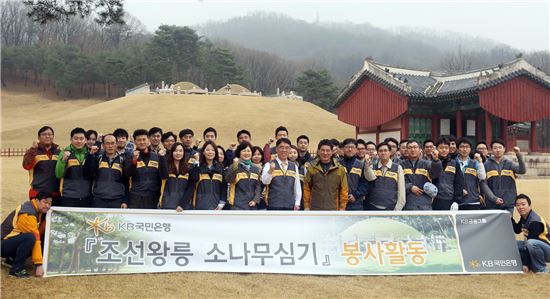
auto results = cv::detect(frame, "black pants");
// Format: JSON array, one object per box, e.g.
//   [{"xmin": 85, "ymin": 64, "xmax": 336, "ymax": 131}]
[
  {"xmin": 1, "ymin": 233, "xmax": 35, "ymax": 273},
  {"xmin": 93, "ymin": 197, "xmax": 124, "ymax": 208},
  {"xmin": 59, "ymin": 196, "xmax": 92, "ymax": 207},
  {"xmin": 432, "ymin": 199, "xmax": 453, "ymax": 210},
  {"xmin": 459, "ymin": 204, "xmax": 481, "ymax": 210},
  {"xmin": 128, "ymin": 193, "xmax": 158, "ymax": 209},
  {"xmin": 364, "ymin": 201, "xmax": 393, "ymax": 211},
  {"xmin": 267, "ymin": 206, "xmax": 293, "ymax": 211}
]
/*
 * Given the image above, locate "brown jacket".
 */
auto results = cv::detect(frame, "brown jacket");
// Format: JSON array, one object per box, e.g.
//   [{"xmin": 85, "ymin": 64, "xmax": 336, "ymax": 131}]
[{"xmin": 304, "ymin": 158, "xmax": 348, "ymax": 210}]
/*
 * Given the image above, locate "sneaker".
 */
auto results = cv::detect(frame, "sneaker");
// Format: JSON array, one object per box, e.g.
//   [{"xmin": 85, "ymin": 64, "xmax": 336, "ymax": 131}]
[
  {"xmin": 535, "ymin": 269, "xmax": 549, "ymax": 274},
  {"xmin": 9, "ymin": 269, "xmax": 30, "ymax": 278}
]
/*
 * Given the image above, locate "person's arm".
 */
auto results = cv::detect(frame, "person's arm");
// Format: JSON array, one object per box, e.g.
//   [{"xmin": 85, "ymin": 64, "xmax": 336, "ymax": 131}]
[
  {"xmin": 338, "ymin": 168, "xmax": 349, "ymax": 211},
  {"xmin": 477, "ymin": 161, "xmax": 486, "ymax": 180},
  {"xmin": 400, "ymin": 161, "xmax": 413, "ymax": 192},
  {"xmin": 225, "ymin": 149, "xmax": 234, "ymax": 166},
  {"xmin": 123, "ymin": 152, "xmax": 137, "ymax": 178},
  {"xmin": 122, "ymin": 174, "xmax": 130, "ymax": 205},
  {"xmin": 116, "ymin": 155, "xmax": 129, "ymax": 206},
  {"xmin": 253, "ymin": 170, "xmax": 262, "ymax": 204},
  {"xmin": 181, "ymin": 169, "xmax": 197, "ymax": 209},
  {"xmin": 526, "ymin": 221, "xmax": 546, "ymax": 239},
  {"xmin": 480, "ymin": 180, "xmax": 497, "ymax": 204},
  {"xmin": 158, "ymin": 155, "xmax": 168, "ymax": 180},
  {"xmin": 364, "ymin": 163, "xmax": 376, "ymax": 181},
  {"xmin": 82, "ymin": 153, "xmax": 99, "ymax": 180},
  {"xmin": 261, "ymin": 162, "xmax": 273, "ymax": 185},
  {"xmin": 354, "ymin": 174, "xmax": 369, "ymax": 199},
  {"xmin": 262, "ymin": 144, "xmax": 271, "ymax": 164},
  {"xmin": 511, "ymin": 217, "xmax": 522, "ymax": 234},
  {"xmin": 453, "ymin": 166, "xmax": 465, "ymax": 203},
  {"xmin": 303, "ymin": 168, "xmax": 312, "ymax": 210},
  {"xmin": 293, "ymin": 168, "xmax": 302, "ymax": 208},
  {"xmin": 218, "ymin": 169, "xmax": 227, "ymax": 208},
  {"xmin": 225, "ymin": 163, "xmax": 238, "ymax": 183},
  {"xmin": 395, "ymin": 165, "xmax": 406, "ymax": 211},
  {"xmin": 179, "ymin": 182, "xmax": 193, "ymax": 210},
  {"xmin": 16, "ymin": 214, "xmax": 43, "ymax": 265},
  {"xmin": 429, "ymin": 159, "xmax": 442, "ymax": 180},
  {"xmin": 22, "ymin": 146, "xmax": 38, "ymax": 170},
  {"xmin": 511, "ymin": 153, "xmax": 526, "ymax": 175},
  {"xmin": 54, "ymin": 151, "xmax": 67, "ymax": 179}
]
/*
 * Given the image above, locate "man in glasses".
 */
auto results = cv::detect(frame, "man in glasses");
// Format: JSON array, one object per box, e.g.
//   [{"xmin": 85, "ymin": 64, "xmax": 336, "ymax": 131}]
[
  {"xmin": 400, "ymin": 140, "xmax": 442, "ymax": 210},
  {"xmin": 384, "ymin": 137, "xmax": 400, "ymax": 164},
  {"xmin": 22, "ymin": 126, "xmax": 61, "ymax": 203}
]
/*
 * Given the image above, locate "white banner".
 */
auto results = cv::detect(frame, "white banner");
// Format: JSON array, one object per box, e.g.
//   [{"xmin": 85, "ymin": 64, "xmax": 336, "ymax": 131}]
[{"xmin": 43, "ymin": 208, "xmax": 522, "ymax": 277}]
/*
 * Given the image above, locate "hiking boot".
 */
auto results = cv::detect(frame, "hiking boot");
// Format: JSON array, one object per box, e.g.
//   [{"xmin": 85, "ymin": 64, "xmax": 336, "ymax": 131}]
[{"xmin": 9, "ymin": 269, "xmax": 30, "ymax": 278}]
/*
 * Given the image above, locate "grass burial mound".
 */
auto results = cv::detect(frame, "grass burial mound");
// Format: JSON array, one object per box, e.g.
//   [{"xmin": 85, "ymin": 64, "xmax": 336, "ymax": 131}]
[
  {"xmin": 172, "ymin": 81, "xmax": 201, "ymax": 92},
  {"xmin": 1, "ymin": 89, "xmax": 354, "ymax": 148},
  {"xmin": 215, "ymin": 83, "xmax": 251, "ymax": 95}
]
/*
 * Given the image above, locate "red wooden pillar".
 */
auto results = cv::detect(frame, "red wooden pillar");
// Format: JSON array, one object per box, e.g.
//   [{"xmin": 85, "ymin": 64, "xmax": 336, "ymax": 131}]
[
  {"xmin": 501, "ymin": 118, "xmax": 511, "ymax": 151},
  {"xmin": 476, "ymin": 113, "xmax": 483, "ymax": 143},
  {"xmin": 376, "ymin": 126, "xmax": 381, "ymax": 144},
  {"xmin": 485, "ymin": 111, "xmax": 492, "ymax": 145},
  {"xmin": 401, "ymin": 115, "xmax": 409, "ymax": 141},
  {"xmin": 355, "ymin": 126, "xmax": 359, "ymax": 139},
  {"xmin": 456, "ymin": 110, "xmax": 462, "ymax": 138},
  {"xmin": 431, "ymin": 116, "xmax": 439, "ymax": 140},
  {"xmin": 530, "ymin": 121, "xmax": 538, "ymax": 152}
]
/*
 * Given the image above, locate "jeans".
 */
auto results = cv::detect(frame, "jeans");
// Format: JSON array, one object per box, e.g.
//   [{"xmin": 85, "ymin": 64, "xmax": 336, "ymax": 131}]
[
  {"xmin": 1, "ymin": 233, "xmax": 35, "ymax": 273},
  {"xmin": 517, "ymin": 239, "xmax": 550, "ymax": 272}
]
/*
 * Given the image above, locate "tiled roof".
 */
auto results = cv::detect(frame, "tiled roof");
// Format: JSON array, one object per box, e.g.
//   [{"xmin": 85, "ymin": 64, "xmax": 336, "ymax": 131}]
[{"xmin": 336, "ymin": 58, "xmax": 550, "ymax": 107}]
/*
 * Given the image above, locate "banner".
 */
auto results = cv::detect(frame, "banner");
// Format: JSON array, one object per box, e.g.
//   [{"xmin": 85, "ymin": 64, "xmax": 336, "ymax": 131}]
[{"xmin": 43, "ymin": 208, "xmax": 522, "ymax": 277}]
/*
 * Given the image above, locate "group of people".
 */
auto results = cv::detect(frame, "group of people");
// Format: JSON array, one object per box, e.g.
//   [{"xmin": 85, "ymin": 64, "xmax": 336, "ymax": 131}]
[{"xmin": 2, "ymin": 125, "xmax": 549, "ymax": 277}]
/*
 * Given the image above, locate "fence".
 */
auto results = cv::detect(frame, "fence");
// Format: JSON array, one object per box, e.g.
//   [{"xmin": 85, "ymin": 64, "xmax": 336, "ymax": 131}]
[{"xmin": 1, "ymin": 148, "xmax": 26, "ymax": 157}]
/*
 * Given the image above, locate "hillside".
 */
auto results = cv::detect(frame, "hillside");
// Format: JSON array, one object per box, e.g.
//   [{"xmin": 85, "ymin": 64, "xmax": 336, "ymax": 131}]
[
  {"xmin": 197, "ymin": 12, "xmax": 517, "ymax": 82},
  {"xmin": 1, "ymin": 89, "xmax": 354, "ymax": 148}
]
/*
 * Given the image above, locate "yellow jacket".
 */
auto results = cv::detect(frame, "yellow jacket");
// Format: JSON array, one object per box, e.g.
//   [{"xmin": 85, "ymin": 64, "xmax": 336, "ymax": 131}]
[{"xmin": 1, "ymin": 199, "xmax": 45, "ymax": 264}]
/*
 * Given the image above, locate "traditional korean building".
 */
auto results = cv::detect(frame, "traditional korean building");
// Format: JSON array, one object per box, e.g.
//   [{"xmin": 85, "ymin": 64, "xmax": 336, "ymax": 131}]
[{"xmin": 335, "ymin": 58, "xmax": 550, "ymax": 152}]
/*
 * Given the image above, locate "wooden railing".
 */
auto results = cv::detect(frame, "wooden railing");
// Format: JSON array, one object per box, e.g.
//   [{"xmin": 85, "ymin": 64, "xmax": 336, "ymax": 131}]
[{"xmin": 1, "ymin": 148, "xmax": 26, "ymax": 157}]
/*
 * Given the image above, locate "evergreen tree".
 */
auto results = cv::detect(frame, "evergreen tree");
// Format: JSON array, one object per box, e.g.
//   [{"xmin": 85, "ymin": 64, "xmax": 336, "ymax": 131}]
[{"xmin": 295, "ymin": 69, "xmax": 339, "ymax": 111}]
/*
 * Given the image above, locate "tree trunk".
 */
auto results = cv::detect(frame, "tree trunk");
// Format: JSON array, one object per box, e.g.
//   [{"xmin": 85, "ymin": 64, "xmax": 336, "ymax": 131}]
[
  {"xmin": 67, "ymin": 233, "xmax": 83, "ymax": 274},
  {"xmin": 104, "ymin": 82, "xmax": 109, "ymax": 98},
  {"xmin": 58, "ymin": 234, "xmax": 68, "ymax": 272}
]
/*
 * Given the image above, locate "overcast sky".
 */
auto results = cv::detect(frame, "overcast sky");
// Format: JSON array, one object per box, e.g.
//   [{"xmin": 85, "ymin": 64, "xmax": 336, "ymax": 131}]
[{"xmin": 125, "ymin": 0, "xmax": 550, "ymax": 51}]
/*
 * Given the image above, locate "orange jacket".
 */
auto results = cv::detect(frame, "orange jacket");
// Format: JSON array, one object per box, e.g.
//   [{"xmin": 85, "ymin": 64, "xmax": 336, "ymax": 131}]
[{"xmin": 1, "ymin": 199, "xmax": 45, "ymax": 264}]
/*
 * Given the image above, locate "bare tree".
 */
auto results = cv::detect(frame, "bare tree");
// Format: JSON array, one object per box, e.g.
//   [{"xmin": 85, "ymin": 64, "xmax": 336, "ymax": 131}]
[
  {"xmin": 525, "ymin": 51, "xmax": 550, "ymax": 74},
  {"xmin": 440, "ymin": 45, "xmax": 478, "ymax": 73}
]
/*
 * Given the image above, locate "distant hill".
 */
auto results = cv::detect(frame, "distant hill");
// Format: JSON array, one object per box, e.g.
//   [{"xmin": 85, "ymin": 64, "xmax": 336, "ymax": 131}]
[{"xmin": 196, "ymin": 12, "xmax": 519, "ymax": 83}]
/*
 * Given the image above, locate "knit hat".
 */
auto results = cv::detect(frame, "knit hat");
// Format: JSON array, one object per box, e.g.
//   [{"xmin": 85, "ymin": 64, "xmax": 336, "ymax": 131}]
[{"xmin": 423, "ymin": 182, "xmax": 438, "ymax": 198}]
